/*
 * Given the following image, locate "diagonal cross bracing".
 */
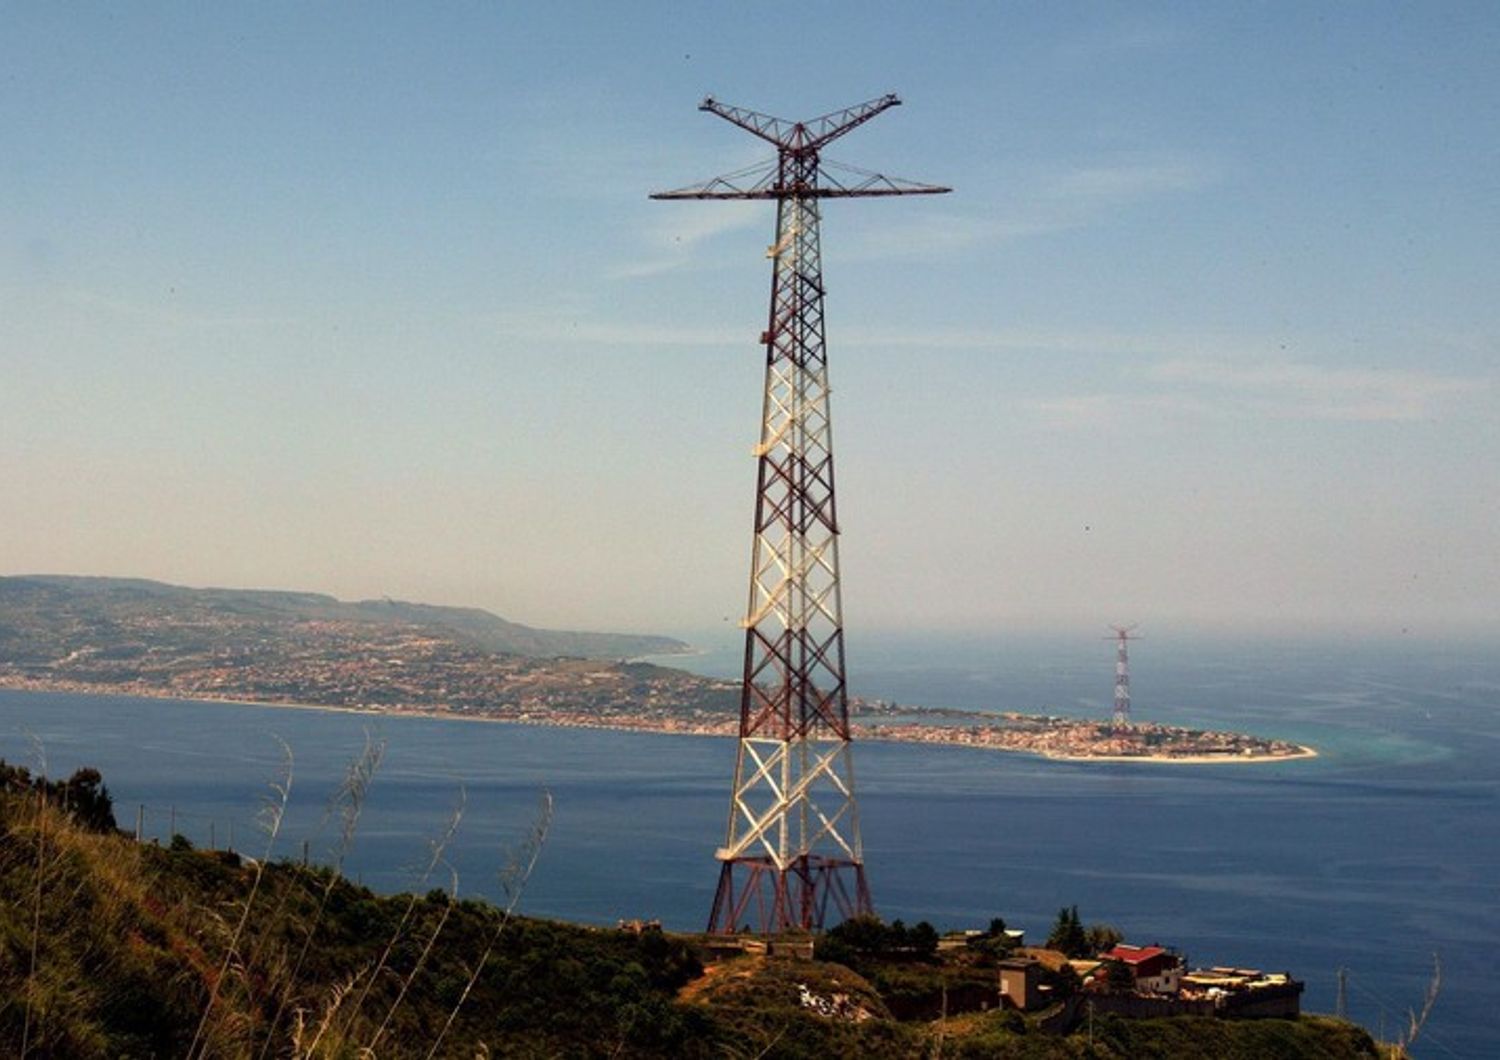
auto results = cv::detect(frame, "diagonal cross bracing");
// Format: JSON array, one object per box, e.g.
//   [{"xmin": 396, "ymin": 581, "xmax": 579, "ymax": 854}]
[{"xmin": 655, "ymin": 95, "xmax": 948, "ymax": 934}]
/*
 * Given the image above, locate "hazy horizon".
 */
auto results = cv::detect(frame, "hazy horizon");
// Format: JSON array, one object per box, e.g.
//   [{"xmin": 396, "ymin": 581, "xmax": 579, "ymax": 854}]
[
  {"xmin": 6, "ymin": 570, "xmax": 1490, "ymax": 656},
  {"xmin": 3, "ymin": 5, "xmax": 1496, "ymax": 641}
]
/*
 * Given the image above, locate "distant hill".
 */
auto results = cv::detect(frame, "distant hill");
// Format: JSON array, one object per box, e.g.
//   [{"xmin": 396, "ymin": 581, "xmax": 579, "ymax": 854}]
[{"xmin": 0, "ymin": 575, "xmax": 689, "ymax": 661}]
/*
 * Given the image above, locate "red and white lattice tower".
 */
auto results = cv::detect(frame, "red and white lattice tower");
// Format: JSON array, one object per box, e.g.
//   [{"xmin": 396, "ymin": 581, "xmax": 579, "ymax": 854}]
[
  {"xmin": 654, "ymin": 95, "xmax": 948, "ymax": 933},
  {"xmin": 1107, "ymin": 625, "xmax": 1141, "ymax": 729}
]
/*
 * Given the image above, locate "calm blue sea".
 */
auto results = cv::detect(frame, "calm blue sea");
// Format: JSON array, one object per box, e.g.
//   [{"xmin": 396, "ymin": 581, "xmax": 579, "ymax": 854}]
[{"xmin": 2, "ymin": 632, "xmax": 1495, "ymax": 1057}]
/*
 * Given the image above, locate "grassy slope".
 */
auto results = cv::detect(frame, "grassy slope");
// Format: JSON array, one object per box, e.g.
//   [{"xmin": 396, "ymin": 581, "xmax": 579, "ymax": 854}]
[
  {"xmin": 0, "ymin": 791, "xmax": 710, "ymax": 1058},
  {"xmin": 0, "ymin": 789, "xmax": 1383, "ymax": 1059}
]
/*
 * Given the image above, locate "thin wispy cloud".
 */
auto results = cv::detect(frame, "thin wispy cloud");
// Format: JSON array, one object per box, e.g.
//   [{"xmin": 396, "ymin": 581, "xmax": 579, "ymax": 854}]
[
  {"xmin": 482, "ymin": 314, "xmax": 1183, "ymax": 358},
  {"xmin": 838, "ymin": 155, "xmax": 1217, "ymax": 262},
  {"xmin": 1030, "ymin": 391, "xmax": 1215, "ymax": 429},
  {"xmin": 1031, "ymin": 358, "xmax": 1490, "ymax": 428},
  {"xmin": 482, "ymin": 308, "xmax": 742, "ymax": 349},
  {"xmin": 840, "ymin": 325, "xmax": 1182, "ymax": 356},
  {"xmin": 612, "ymin": 201, "xmax": 763, "ymax": 279},
  {"xmin": 850, "ymin": 322, "xmax": 1492, "ymax": 427},
  {"xmin": 617, "ymin": 139, "xmax": 775, "ymax": 279},
  {"xmin": 1149, "ymin": 359, "xmax": 1488, "ymax": 422},
  {"xmin": 1055, "ymin": 22, "xmax": 1188, "ymax": 63},
  {"xmin": 1051, "ymin": 161, "xmax": 1205, "ymax": 202},
  {"xmin": 51, "ymin": 287, "xmax": 294, "ymax": 331}
]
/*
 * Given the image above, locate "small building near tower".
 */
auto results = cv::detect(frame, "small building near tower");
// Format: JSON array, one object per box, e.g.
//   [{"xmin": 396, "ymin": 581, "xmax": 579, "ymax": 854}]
[
  {"xmin": 1101, "ymin": 943, "xmax": 1183, "ymax": 995},
  {"xmin": 998, "ymin": 957, "xmax": 1044, "ymax": 1010}
]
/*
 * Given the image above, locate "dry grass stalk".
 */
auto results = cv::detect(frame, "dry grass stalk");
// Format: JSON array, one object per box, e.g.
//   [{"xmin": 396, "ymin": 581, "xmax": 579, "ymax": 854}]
[
  {"xmin": 288, "ymin": 1006, "xmax": 307, "ymax": 1055},
  {"xmin": 339, "ymin": 787, "xmax": 466, "ymax": 1046},
  {"xmin": 1398, "ymin": 952, "xmax": 1441, "ymax": 1051},
  {"xmin": 258, "ymin": 731, "xmax": 385, "ymax": 1058},
  {"xmin": 365, "ymin": 861, "xmax": 460, "ymax": 1055},
  {"xmin": 19, "ymin": 737, "xmax": 48, "ymax": 1060},
  {"xmin": 186, "ymin": 735, "xmax": 294, "ymax": 1060},
  {"xmin": 298, "ymin": 963, "xmax": 367, "ymax": 1058},
  {"xmin": 751, "ymin": 1025, "xmax": 791, "ymax": 1060},
  {"xmin": 423, "ymin": 788, "xmax": 553, "ymax": 1060}
]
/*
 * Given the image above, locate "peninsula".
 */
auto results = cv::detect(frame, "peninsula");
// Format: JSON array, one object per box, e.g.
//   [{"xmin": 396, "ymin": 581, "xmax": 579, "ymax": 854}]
[{"xmin": 0, "ymin": 576, "xmax": 1314, "ymax": 763}]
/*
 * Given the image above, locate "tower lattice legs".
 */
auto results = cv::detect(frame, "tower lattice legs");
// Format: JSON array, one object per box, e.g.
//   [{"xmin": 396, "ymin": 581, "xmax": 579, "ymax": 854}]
[
  {"xmin": 653, "ymin": 95, "xmax": 948, "ymax": 935},
  {"xmin": 1110, "ymin": 625, "xmax": 1140, "ymax": 730},
  {"xmin": 709, "ymin": 854, "xmax": 872, "ymax": 935},
  {"xmin": 706, "ymin": 176, "xmax": 871, "ymax": 935}
]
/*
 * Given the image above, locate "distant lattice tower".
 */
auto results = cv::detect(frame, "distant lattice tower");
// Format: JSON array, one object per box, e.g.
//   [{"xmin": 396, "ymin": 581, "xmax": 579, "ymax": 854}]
[
  {"xmin": 654, "ymin": 96, "xmax": 948, "ymax": 934},
  {"xmin": 1107, "ymin": 625, "xmax": 1141, "ymax": 729}
]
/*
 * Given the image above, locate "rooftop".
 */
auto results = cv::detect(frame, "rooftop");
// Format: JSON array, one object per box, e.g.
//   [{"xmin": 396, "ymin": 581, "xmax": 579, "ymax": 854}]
[{"xmin": 1103, "ymin": 944, "xmax": 1169, "ymax": 965}]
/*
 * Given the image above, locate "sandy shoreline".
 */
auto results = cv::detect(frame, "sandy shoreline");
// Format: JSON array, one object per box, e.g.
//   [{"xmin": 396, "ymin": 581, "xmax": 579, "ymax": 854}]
[
  {"xmin": 0, "ymin": 679, "xmax": 1317, "ymax": 764},
  {"xmin": 855, "ymin": 729, "xmax": 1319, "ymax": 764},
  {"xmin": 1039, "ymin": 747, "xmax": 1320, "ymax": 764}
]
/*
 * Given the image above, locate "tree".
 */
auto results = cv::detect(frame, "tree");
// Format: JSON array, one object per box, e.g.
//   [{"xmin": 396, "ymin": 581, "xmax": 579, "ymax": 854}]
[
  {"xmin": 1040, "ymin": 961, "xmax": 1081, "ymax": 1000},
  {"xmin": 61, "ymin": 767, "xmax": 116, "ymax": 832},
  {"xmin": 0, "ymin": 760, "xmax": 117, "ymax": 832},
  {"xmin": 909, "ymin": 921, "xmax": 939, "ymax": 959},
  {"xmin": 1104, "ymin": 959, "xmax": 1137, "ymax": 993},
  {"xmin": 825, "ymin": 913, "xmax": 888, "ymax": 955},
  {"xmin": 1085, "ymin": 923, "xmax": 1124, "ymax": 957},
  {"xmin": 815, "ymin": 914, "xmax": 940, "ymax": 964},
  {"xmin": 966, "ymin": 916, "xmax": 1017, "ymax": 962},
  {"xmin": 1046, "ymin": 905, "xmax": 1087, "ymax": 957}
]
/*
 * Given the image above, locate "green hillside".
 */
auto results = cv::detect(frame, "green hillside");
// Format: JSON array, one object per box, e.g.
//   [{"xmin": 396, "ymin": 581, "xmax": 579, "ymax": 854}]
[{"xmin": 0, "ymin": 764, "xmax": 1384, "ymax": 1059}]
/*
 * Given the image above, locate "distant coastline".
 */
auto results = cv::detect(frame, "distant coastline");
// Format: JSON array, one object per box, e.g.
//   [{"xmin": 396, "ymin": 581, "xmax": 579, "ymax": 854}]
[
  {"xmin": 0, "ymin": 574, "xmax": 1318, "ymax": 764},
  {"xmin": 0, "ymin": 677, "xmax": 1317, "ymax": 765}
]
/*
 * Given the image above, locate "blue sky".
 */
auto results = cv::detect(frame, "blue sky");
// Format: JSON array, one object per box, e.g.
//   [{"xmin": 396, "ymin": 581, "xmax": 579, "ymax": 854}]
[{"xmin": 2, "ymin": 3, "xmax": 1495, "ymax": 639}]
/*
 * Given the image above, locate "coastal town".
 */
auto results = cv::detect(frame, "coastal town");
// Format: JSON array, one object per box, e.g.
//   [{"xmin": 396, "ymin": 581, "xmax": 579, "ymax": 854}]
[
  {"xmin": 0, "ymin": 579, "xmax": 1313, "ymax": 763},
  {"xmin": 856, "ymin": 710, "xmax": 1314, "ymax": 762}
]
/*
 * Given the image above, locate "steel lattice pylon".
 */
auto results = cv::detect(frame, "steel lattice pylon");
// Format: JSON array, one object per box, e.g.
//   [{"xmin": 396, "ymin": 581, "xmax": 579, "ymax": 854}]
[
  {"xmin": 1107, "ymin": 625, "xmax": 1141, "ymax": 729},
  {"xmin": 654, "ymin": 95, "xmax": 948, "ymax": 934}
]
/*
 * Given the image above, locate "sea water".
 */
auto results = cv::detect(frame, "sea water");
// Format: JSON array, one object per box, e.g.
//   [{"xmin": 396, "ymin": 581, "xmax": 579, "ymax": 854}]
[{"xmin": 1, "ymin": 633, "xmax": 1494, "ymax": 1057}]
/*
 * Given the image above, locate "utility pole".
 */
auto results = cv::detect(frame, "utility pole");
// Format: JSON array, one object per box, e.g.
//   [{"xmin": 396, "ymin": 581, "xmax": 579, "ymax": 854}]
[
  {"xmin": 1336, "ymin": 966, "xmax": 1348, "ymax": 1020},
  {"xmin": 656, "ymin": 95, "xmax": 948, "ymax": 933}
]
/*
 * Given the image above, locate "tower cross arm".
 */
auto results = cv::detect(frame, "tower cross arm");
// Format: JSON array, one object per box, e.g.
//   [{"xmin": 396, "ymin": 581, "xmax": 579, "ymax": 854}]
[
  {"xmin": 798, "ymin": 93, "xmax": 902, "ymax": 152},
  {"xmin": 698, "ymin": 98, "xmax": 798, "ymax": 149},
  {"xmin": 699, "ymin": 93, "xmax": 903, "ymax": 154},
  {"xmin": 816, "ymin": 160, "xmax": 950, "ymax": 198},
  {"xmin": 650, "ymin": 158, "xmax": 950, "ymax": 201}
]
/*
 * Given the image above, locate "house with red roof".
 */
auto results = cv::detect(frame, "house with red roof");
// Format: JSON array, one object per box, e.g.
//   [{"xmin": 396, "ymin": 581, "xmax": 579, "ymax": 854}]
[{"xmin": 1102, "ymin": 943, "xmax": 1183, "ymax": 995}]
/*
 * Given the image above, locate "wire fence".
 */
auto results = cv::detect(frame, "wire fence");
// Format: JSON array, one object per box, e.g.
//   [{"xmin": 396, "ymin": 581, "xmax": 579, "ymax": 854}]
[{"xmin": 126, "ymin": 802, "xmax": 316, "ymax": 866}]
